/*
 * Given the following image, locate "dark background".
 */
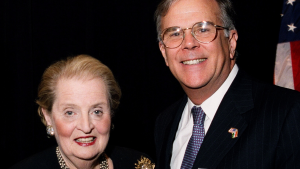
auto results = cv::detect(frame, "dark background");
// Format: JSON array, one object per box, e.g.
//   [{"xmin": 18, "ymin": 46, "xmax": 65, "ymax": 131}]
[{"xmin": 2, "ymin": 0, "xmax": 283, "ymax": 168}]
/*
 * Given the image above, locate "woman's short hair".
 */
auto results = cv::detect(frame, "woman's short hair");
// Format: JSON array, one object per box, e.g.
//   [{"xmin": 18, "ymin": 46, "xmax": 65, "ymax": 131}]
[{"xmin": 36, "ymin": 54, "xmax": 121, "ymax": 126}]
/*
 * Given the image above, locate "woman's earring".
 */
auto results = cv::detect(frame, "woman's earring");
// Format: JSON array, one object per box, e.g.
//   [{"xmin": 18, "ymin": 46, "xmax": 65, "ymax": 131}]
[
  {"xmin": 111, "ymin": 123, "xmax": 114, "ymax": 130},
  {"xmin": 46, "ymin": 125, "xmax": 54, "ymax": 136}
]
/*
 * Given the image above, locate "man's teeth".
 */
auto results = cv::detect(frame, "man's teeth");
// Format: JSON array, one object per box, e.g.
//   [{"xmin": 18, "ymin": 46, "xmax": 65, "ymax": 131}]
[
  {"xmin": 182, "ymin": 59, "xmax": 206, "ymax": 65},
  {"xmin": 75, "ymin": 137, "xmax": 95, "ymax": 143}
]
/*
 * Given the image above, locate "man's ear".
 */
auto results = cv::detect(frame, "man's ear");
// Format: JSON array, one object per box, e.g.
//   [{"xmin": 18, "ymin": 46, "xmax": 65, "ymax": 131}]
[
  {"xmin": 228, "ymin": 30, "xmax": 238, "ymax": 59},
  {"xmin": 159, "ymin": 41, "xmax": 169, "ymax": 66},
  {"xmin": 42, "ymin": 108, "xmax": 52, "ymax": 126}
]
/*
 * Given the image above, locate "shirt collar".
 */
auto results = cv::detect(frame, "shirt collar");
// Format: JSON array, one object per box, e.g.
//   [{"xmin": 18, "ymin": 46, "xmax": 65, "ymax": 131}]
[{"xmin": 188, "ymin": 64, "xmax": 239, "ymax": 121}]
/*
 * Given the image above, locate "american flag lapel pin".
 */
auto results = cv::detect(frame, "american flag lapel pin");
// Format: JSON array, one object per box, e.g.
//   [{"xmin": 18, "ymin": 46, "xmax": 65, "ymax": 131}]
[{"xmin": 228, "ymin": 128, "xmax": 238, "ymax": 138}]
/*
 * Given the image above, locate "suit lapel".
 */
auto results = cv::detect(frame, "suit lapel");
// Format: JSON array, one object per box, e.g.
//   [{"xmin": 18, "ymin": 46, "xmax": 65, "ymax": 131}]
[
  {"xmin": 193, "ymin": 70, "xmax": 254, "ymax": 168},
  {"xmin": 160, "ymin": 96, "xmax": 188, "ymax": 169}
]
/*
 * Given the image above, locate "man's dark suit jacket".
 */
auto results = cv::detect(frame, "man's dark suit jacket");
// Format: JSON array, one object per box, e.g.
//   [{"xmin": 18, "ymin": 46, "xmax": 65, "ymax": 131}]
[{"xmin": 155, "ymin": 70, "xmax": 300, "ymax": 169}]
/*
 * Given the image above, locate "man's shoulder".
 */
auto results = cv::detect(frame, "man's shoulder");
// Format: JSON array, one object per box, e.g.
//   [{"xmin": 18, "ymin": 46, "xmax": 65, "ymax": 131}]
[
  {"xmin": 252, "ymin": 78, "xmax": 300, "ymax": 102},
  {"xmin": 157, "ymin": 96, "xmax": 187, "ymax": 121},
  {"xmin": 236, "ymin": 69, "xmax": 300, "ymax": 103}
]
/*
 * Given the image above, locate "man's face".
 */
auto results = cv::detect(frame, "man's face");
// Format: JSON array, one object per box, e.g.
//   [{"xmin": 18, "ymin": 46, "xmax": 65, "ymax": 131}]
[{"xmin": 159, "ymin": 0, "xmax": 237, "ymax": 99}]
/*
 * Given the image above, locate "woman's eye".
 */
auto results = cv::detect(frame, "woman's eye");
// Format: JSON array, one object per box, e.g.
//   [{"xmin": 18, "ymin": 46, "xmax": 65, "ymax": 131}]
[
  {"xmin": 93, "ymin": 110, "xmax": 102, "ymax": 115},
  {"xmin": 65, "ymin": 111, "xmax": 74, "ymax": 116}
]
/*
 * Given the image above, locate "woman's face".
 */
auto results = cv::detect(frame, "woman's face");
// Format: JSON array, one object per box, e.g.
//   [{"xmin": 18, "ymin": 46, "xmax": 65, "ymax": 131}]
[{"xmin": 43, "ymin": 77, "xmax": 111, "ymax": 164}]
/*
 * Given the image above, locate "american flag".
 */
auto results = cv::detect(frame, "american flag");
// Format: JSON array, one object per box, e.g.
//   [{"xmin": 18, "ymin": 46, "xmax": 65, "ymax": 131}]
[{"xmin": 274, "ymin": 0, "xmax": 300, "ymax": 91}]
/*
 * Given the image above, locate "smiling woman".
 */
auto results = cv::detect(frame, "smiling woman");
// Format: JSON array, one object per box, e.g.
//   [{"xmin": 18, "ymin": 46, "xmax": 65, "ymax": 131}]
[
  {"xmin": 46, "ymin": 77, "xmax": 112, "ymax": 168},
  {"xmin": 10, "ymin": 55, "xmax": 154, "ymax": 169}
]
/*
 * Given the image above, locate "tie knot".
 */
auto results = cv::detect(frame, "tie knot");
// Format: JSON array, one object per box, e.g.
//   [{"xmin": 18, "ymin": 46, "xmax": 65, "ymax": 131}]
[{"xmin": 191, "ymin": 106, "xmax": 206, "ymax": 125}]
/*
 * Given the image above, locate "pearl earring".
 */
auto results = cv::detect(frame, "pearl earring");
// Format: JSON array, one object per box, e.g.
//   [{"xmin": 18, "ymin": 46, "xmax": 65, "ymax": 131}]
[{"xmin": 46, "ymin": 125, "xmax": 54, "ymax": 136}]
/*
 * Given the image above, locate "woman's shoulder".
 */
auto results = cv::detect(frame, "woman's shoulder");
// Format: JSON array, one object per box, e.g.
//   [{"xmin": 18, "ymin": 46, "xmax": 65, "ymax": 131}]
[
  {"xmin": 9, "ymin": 146, "xmax": 60, "ymax": 169},
  {"xmin": 107, "ymin": 146, "xmax": 154, "ymax": 169}
]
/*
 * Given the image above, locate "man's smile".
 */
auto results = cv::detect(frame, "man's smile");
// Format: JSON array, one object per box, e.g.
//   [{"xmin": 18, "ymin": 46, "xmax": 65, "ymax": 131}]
[{"xmin": 182, "ymin": 58, "xmax": 206, "ymax": 65}]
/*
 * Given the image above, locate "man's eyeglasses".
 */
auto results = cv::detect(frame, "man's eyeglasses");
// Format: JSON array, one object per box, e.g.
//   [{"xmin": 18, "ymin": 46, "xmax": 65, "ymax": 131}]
[{"xmin": 160, "ymin": 21, "xmax": 229, "ymax": 49}]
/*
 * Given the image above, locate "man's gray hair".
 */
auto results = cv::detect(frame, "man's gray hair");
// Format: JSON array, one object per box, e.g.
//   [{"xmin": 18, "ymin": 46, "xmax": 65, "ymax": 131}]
[{"xmin": 154, "ymin": 0, "xmax": 237, "ymax": 41}]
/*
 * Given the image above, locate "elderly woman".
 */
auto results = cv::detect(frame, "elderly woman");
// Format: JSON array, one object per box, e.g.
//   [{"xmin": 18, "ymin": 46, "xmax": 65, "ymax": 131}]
[{"xmin": 10, "ymin": 55, "xmax": 154, "ymax": 169}]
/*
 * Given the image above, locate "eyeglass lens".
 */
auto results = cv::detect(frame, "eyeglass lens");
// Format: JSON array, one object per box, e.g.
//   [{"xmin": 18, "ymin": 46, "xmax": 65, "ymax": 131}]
[{"xmin": 162, "ymin": 22, "xmax": 217, "ymax": 48}]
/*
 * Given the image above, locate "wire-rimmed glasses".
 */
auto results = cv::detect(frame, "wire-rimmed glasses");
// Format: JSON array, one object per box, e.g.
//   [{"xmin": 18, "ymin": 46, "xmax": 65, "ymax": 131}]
[{"xmin": 160, "ymin": 21, "xmax": 229, "ymax": 49}]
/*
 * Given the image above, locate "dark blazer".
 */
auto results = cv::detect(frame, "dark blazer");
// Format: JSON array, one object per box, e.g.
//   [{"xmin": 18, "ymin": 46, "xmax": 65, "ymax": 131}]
[
  {"xmin": 9, "ymin": 145, "xmax": 152, "ymax": 169},
  {"xmin": 155, "ymin": 70, "xmax": 300, "ymax": 169}
]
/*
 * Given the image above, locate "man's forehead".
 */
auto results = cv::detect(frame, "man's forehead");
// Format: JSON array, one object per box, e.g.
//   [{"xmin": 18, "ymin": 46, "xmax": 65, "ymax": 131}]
[{"xmin": 161, "ymin": 0, "xmax": 221, "ymax": 28}]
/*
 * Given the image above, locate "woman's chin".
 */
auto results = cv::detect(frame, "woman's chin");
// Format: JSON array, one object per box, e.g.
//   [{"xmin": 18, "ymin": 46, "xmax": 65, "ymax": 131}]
[{"xmin": 76, "ymin": 153, "xmax": 100, "ymax": 161}]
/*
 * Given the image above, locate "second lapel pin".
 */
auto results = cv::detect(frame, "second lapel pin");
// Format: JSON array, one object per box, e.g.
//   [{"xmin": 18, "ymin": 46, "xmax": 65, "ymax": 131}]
[{"xmin": 228, "ymin": 128, "xmax": 238, "ymax": 138}]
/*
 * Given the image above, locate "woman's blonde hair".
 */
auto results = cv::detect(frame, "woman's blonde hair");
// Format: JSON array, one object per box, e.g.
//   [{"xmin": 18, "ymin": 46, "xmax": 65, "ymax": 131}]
[{"xmin": 36, "ymin": 54, "xmax": 121, "ymax": 126}]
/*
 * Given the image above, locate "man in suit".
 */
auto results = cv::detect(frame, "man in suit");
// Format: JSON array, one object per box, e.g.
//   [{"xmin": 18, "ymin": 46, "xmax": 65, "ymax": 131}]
[{"xmin": 154, "ymin": 0, "xmax": 300, "ymax": 168}]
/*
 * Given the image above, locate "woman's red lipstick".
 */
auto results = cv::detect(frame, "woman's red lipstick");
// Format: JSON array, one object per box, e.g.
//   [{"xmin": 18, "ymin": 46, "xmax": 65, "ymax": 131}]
[{"xmin": 74, "ymin": 136, "xmax": 96, "ymax": 147}]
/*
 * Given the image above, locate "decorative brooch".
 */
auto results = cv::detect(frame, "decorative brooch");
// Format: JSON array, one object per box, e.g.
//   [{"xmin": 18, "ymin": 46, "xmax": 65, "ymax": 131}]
[{"xmin": 135, "ymin": 156, "xmax": 155, "ymax": 169}]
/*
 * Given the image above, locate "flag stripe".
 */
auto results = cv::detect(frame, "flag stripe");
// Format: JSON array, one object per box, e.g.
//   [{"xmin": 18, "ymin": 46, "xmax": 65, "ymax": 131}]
[
  {"xmin": 291, "ymin": 40, "xmax": 300, "ymax": 91},
  {"xmin": 274, "ymin": 42, "xmax": 294, "ymax": 90}
]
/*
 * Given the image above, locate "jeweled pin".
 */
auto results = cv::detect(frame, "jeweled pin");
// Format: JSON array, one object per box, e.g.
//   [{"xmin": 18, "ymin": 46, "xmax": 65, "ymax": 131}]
[{"xmin": 228, "ymin": 128, "xmax": 238, "ymax": 138}]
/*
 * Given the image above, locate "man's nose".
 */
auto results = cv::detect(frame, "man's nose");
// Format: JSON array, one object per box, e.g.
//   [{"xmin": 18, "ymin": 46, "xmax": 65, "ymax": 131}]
[{"xmin": 181, "ymin": 29, "xmax": 200, "ymax": 49}]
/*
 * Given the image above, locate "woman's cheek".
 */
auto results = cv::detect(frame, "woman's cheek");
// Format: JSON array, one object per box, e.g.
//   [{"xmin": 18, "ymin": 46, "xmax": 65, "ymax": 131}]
[{"xmin": 96, "ymin": 116, "xmax": 111, "ymax": 135}]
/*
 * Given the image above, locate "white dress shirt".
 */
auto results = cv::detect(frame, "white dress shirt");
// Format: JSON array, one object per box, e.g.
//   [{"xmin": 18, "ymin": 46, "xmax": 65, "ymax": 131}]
[{"xmin": 170, "ymin": 64, "xmax": 239, "ymax": 169}]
